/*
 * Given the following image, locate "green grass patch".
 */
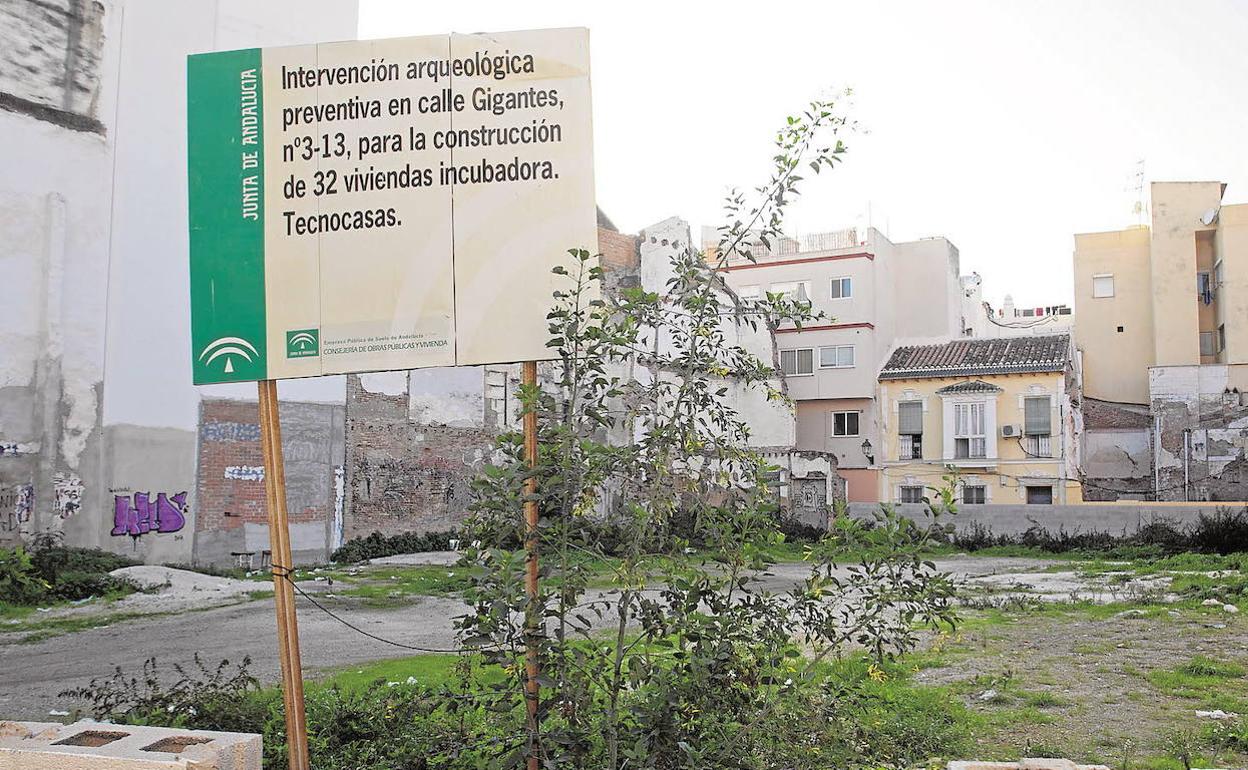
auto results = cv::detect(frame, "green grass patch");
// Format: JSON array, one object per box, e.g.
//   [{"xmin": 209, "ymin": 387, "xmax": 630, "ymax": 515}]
[{"xmin": 1145, "ymin": 656, "xmax": 1246, "ymax": 699}]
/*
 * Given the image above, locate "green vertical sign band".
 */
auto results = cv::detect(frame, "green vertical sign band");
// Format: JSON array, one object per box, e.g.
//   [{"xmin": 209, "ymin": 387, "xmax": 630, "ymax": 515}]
[{"xmin": 188, "ymin": 48, "xmax": 267, "ymax": 385}]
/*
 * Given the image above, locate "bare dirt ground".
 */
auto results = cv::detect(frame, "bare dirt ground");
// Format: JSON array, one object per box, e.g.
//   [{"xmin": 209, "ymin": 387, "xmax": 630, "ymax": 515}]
[{"xmin": 914, "ymin": 605, "xmax": 1248, "ymax": 765}]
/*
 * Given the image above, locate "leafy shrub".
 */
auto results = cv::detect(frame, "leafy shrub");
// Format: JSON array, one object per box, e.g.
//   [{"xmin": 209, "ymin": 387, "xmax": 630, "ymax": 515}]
[
  {"xmin": 1, "ymin": 544, "xmax": 138, "ymax": 605},
  {"xmin": 0, "ymin": 546, "xmax": 50, "ymax": 605},
  {"xmin": 62, "ymin": 656, "xmax": 485, "ymax": 770},
  {"xmin": 951, "ymin": 507, "xmax": 1248, "ymax": 557},
  {"xmin": 331, "ymin": 530, "xmax": 460, "ymax": 564},
  {"xmin": 1189, "ymin": 509, "xmax": 1248, "ymax": 555}
]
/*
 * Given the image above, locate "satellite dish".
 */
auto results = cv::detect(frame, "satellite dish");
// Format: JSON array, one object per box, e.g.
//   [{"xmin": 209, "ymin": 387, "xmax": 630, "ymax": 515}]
[{"xmin": 1201, "ymin": 208, "xmax": 1220, "ymax": 226}]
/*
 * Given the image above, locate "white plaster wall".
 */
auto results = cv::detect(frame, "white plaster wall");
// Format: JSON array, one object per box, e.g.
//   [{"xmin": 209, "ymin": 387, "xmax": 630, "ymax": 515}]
[
  {"xmin": 0, "ymin": 0, "xmax": 122, "ymax": 409},
  {"xmin": 102, "ymin": 0, "xmax": 359, "ymax": 432},
  {"xmin": 638, "ymin": 217, "xmax": 796, "ymax": 450}
]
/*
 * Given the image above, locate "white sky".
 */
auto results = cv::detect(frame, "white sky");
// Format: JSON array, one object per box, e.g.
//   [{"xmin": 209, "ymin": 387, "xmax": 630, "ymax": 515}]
[{"xmin": 361, "ymin": 0, "xmax": 1248, "ymax": 308}]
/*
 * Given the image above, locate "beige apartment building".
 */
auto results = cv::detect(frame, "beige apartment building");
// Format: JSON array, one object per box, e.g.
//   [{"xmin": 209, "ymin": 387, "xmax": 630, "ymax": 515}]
[
  {"xmin": 1075, "ymin": 181, "xmax": 1248, "ymax": 403},
  {"xmin": 1074, "ymin": 181, "xmax": 1248, "ymax": 501},
  {"xmin": 713, "ymin": 227, "xmax": 963, "ymax": 502}
]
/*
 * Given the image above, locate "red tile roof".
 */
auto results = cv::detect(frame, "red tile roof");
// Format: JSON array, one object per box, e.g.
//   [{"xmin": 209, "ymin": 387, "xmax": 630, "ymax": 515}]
[{"xmin": 880, "ymin": 335, "xmax": 1071, "ymax": 381}]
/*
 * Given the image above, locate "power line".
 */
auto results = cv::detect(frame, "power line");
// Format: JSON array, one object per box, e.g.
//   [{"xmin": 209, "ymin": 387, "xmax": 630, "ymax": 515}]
[{"xmin": 275, "ymin": 568, "xmax": 492, "ymax": 655}]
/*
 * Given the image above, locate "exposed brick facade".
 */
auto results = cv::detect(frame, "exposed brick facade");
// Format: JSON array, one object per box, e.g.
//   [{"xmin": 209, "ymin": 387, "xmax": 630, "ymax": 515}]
[
  {"xmin": 194, "ymin": 399, "xmax": 344, "ymax": 564},
  {"xmin": 344, "ymin": 375, "xmax": 496, "ymax": 538}
]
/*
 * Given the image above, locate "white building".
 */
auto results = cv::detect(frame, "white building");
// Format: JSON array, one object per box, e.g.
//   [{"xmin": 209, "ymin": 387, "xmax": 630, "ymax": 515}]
[
  {"xmin": 0, "ymin": 0, "xmax": 357, "ymax": 561},
  {"xmin": 712, "ymin": 227, "xmax": 963, "ymax": 503}
]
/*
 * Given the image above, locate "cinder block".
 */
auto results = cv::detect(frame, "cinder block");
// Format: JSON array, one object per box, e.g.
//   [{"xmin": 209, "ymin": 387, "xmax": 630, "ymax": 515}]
[
  {"xmin": 947, "ymin": 761, "xmax": 1111, "ymax": 770},
  {"xmin": 0, "ymin": 720, "xmax": 261, "ymax": 770}
]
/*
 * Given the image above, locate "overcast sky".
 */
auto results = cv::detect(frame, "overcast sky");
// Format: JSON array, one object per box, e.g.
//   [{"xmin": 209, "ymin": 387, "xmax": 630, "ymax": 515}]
[{"xmin": 361, "ymin": 0, "xmax": 1248, "ymax": 308}]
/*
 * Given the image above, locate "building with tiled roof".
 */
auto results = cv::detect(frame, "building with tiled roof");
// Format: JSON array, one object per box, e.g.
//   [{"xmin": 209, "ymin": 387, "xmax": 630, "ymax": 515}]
[
  {"xmin": 876, "ymin": 334, "xmax": 1082, "ymax": 507},
  {"xmin": 880, "ymin": 335, "xmax": 1071, "ymax": 380}
]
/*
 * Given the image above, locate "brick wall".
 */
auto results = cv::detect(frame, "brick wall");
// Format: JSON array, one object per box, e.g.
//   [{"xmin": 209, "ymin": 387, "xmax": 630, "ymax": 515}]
[
  {"xmin": 194, "ymin": 399, "xmax": 344, "ymax": 565},
  {"xmin": 344, "ymin": 375, "xmax": 496, "ymax": 538}
]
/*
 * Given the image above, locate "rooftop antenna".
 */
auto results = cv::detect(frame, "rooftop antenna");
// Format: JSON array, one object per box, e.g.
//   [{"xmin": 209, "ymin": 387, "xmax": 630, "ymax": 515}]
[{"xmin": 1130, "ymin": 159, "xmax": 1147, "ymax": 226}]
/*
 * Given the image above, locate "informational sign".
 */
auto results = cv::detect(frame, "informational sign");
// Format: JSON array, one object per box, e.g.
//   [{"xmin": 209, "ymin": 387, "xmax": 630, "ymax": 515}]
[{"xmin": 187, "ymin": 28, "xmax": 595, "ymax": 385}]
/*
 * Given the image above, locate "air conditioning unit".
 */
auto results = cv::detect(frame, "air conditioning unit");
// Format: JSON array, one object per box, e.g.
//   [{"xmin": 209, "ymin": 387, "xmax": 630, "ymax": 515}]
[{"xmin": 1000, "ymin": 425, "xmax": 1020, "ymax": 438}]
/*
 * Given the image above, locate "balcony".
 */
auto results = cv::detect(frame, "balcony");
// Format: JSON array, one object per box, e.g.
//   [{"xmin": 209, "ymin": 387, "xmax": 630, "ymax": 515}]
[
  {"xmin": 898, "ymin": 435, "xmax": 922, "ymax": 460},
  {"xmin": 1023, "ymin": 434, "xmax": 1052, "ymax": 457}
]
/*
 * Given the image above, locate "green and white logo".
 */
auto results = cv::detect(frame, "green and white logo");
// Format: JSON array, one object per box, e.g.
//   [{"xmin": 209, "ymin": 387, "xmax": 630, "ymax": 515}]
[
  {"xmin": 199, "ymin": 336, "xmax": 260, "ymax": 374},
  {"xmin": 286, "ymin": 329, "xmax": 319, "ymax": 358}
]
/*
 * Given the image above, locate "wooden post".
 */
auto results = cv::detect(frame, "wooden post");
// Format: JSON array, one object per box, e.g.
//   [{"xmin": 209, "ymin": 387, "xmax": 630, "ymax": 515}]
[
  {"xmin": 257, "ymin": 380, "xmax": 311, "ymax": 770},
  {"xmin": 522, "ymin": 360, "xmax": 540, "ymax": 770}
]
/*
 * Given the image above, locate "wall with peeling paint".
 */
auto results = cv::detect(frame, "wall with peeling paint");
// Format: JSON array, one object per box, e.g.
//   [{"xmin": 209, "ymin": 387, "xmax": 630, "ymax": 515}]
[
  {"xmin": 0, "ymin": 0, "xmax": 122, "ymax": 549},
  {"xmin": 1150, "ymin": 363, "xmax": 1248, "ymax": 502},
  {"xmin": 0, "ymin": 1, "xmax": 358, "ymax": 560}
]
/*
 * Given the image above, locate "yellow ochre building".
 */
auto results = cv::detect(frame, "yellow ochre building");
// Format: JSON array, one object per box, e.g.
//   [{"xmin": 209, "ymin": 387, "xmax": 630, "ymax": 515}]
[{"xmin": 876, "ymin": 335, "xmax": 1082, "ymax": 506}]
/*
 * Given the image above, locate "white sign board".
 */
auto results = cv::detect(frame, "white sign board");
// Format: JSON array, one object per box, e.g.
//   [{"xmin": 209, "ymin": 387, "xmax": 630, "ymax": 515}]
[{"xmin": 188, "ymin": 28, "xmax": 595, "ymax": 384}]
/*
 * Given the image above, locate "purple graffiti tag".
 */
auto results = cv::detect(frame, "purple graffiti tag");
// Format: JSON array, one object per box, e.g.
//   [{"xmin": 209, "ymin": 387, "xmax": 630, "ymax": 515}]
[{"xmin": 111, "ymin": 492, "xmax": 187, "ymax": 537}]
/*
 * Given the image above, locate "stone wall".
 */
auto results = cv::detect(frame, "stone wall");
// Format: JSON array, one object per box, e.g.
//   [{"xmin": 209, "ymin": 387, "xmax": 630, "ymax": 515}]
[
  {"xmin": 1150, "ymin": 364, "xmax": 1248, "ymax": 502},
  {"xmin": 344, "ymin": 374, "xmax": 498, "ymax": 539},
  {"xmin": 1079, "ymin": 397, "xmax": 1154, "ymax": 501}
]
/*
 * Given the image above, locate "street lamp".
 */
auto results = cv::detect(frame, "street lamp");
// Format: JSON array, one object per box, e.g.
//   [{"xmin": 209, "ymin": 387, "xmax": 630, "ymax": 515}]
[{"xmin": 860, "ymin": 438, "xmax": 874, "ymax": 465}]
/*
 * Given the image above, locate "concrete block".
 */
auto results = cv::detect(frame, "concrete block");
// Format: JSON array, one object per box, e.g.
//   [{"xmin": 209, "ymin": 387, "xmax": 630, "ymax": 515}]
[
  {"xmin": 0, "ymin": 720, "xmax": 261, "ymax": 770},
  {"xmin": 947, "ymin": 761, "xmax": 1110, "ymax": 770}
]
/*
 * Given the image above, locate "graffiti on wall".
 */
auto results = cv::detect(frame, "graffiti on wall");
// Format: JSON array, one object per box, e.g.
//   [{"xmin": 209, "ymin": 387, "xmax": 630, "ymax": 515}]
[
  {"xmin": 53, "ymin": 472, "xmax": 82, "ymax": 518},
  {"xmin": 0, "ymin": 441, "xmax": 39, "ymax": 456},
  {"xmin": 0, "ymin": 484, "xmax": 34, "ymax": 533},
  {"xmin": 202, "ymin": 421, "xmax": 261, "ymax": 443},
  {"xmin": 224, "ymin": 465, "xmax": 265, "ymax": 481},
  {"xmin": 355, "ymin": 453, "xmax": 474, "ymax": 517},
  {"xmin": 111, "ymin": 491, "xmax": 188, "ymax": 537}
]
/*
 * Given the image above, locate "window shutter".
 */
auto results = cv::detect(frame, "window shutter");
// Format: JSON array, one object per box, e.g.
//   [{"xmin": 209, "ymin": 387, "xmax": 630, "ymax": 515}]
[
  {"xmin": 1025, "ymin": 397, "xmax": 1051, "ymax": 435},
  {"xmin": 899, "ymin": 402, "xmax": 923, "ymax": 435},
  {"xmin": 797, "ymin": 349, "xmax": 813, "ymax": 374}
]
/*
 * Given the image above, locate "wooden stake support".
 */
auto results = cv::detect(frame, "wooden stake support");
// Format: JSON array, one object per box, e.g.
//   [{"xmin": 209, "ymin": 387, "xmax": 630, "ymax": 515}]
[
  {"xmin": 257, "ymin": 380, "xmax": 311, "ymax": 770},
  {"xmin": 522, "ymin": 360, "xmax": 541, "ymax": 770}
]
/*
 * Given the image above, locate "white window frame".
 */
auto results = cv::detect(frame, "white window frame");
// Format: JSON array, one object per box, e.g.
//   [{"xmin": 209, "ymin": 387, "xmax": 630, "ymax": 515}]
[
  {"xmin": 780, "ymin": 348, "xmax": 814, "ymax": 377},
  {"xmin": 1092, "ymin": 273, "xmax": 1115, "ymax": 298},
  {"xmin": 829, "ymin": 276, "xmax": 852, "ymax": 300},
  {"xmin": 818, "ymin": 345, "xmax": 855, "ymax": 369},
  {"xmin": 831, "ymin": 410, "xmax": 861, "ymax": 437},
  {"xmin": 953, "ymin": 402, "xmax": 987, "ymax": 459},
  {"xmin": 769, "ymin": 280, "xmax": 812, "ymax": 302},
  {"xmin": 738, "ymin": 284, "xmax": 760, "ymax": 303}
]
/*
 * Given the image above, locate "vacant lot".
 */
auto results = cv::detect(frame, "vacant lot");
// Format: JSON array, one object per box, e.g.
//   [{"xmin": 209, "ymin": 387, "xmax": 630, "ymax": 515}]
[{"xmin": 3, "ymin": 549, "xmax": 1247, "ymax": 767}]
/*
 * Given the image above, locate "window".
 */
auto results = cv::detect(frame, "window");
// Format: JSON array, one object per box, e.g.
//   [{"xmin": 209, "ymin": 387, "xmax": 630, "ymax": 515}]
[
  {"xmin": 963, "ymin": 485, "xmax": 986, "ymax": 505},
  {"xmin": 780, "ymin": 348, "xmax": 814, "ymax": 376},
  {"xmin": 1201, "ymin": 331, "xmax": 1216, "ymax": 357},
  {"xmin": 1092, "ymin": 274, "xmax": 1115, "ymax": 298},
  {"xmin": 900, "ymin": 486, "xmax": 924, "ymax": 504},
  {"xmin": 1198, "ymin": 271, "xmax": 1214, "ymax": 303},
  {"xmin": 1026, "ymin": 485, "xmax": 1054, "ymax": 505},
  {"xmin": 770, "ymin": 281, "xmax": 811, "ymax": 302},
  {"xmin": 898, "ymin": 401, "xmax": 923, "ymax": 460},
  {"xmin": 819, "ymin": 345, "xmax": 855, "ymax": 368},
  {"xmin": 832, "ymin": 411, "xmax": 860, "ymax": 437},
  {"xmin": 953, "ymin": 402, "xmax": 987, "ymax": 459},
  {"xmin": 738, "ymin": 285, "xmax": 760, "ymax": 302},
  {"xmin": 1215, "ymin": 260, "xmax": 1225, "ymax": 288},
  {"xmin": 829, "ymin": 276, "xmax": 852, "ymax": 299},
  {"xmin": 1024, "ymin": 396, "xmax": 1051, "ymax": 436},
  {"xmin": 1219, "ymin": 324, "xmax": 1227, "ymax": 354}
]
